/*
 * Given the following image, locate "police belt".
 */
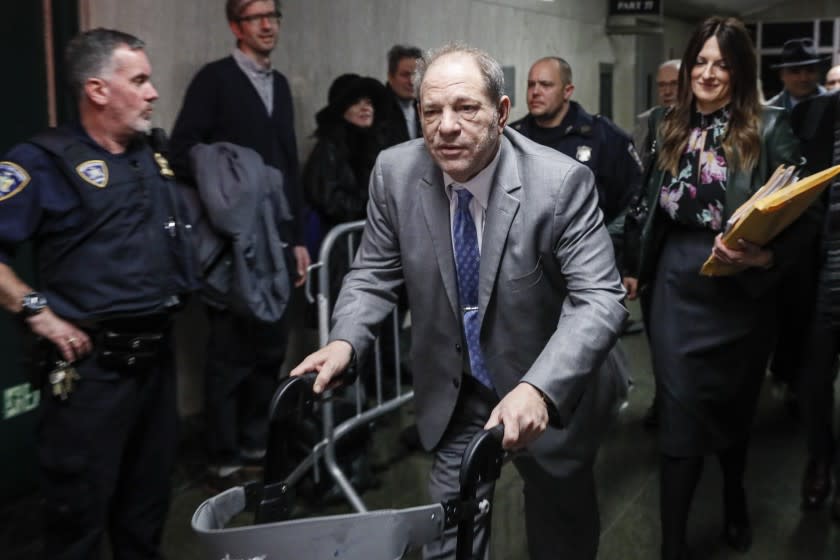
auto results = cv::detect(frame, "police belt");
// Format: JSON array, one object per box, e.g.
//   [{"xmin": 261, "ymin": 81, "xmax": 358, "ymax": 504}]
[{"xmin": 80, "ymin": 314, "xmax": 171, "ymax": 372}]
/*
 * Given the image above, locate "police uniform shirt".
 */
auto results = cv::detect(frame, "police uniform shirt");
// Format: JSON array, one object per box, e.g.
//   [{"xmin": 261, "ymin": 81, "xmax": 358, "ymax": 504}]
[
  {"xmin": 0, "ymin": 123, "xmax": 190, "ymax": 320},
  {"xmin": 511, "ymin": 100, "xmax": 642, "ymax": 223},
  {"xmin": 0, "ymin": 129, "xmax": 83, "ymax": 265}
]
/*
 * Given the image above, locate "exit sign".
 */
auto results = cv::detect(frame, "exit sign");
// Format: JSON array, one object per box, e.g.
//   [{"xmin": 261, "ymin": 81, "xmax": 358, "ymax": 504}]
[{"xmin": 3, "ymin": 382, "xmax": 39, "ymax": 420}]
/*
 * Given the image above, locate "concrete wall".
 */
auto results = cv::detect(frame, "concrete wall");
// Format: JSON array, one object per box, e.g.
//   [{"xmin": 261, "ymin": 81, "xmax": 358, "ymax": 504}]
[
  {"xmin": 84, "ymin": 0, "xmax": 637, "ymax": 149},
  {"xmin": 662, "ymin": 16, "xmax": 696, "ymax": 62}
]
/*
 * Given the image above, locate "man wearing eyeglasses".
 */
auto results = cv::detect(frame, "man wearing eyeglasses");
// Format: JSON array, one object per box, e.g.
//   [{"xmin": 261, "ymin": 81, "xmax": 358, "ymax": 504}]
[{"xmin": 170, "ymin": 0, "xmax": 310, "ymax": 491}]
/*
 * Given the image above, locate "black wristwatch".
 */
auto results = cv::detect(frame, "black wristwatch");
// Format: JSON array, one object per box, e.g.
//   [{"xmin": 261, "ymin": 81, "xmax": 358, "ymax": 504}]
[{"xmin": 19, "ymin": 292, "xmax": 48, "ymax": 318}]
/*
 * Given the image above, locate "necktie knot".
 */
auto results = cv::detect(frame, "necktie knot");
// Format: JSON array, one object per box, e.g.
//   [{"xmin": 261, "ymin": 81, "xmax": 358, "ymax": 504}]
[
  {"xmin": 455, "ymin": 188, "xmax": 473, "ymax": 211},
  {"xmin": 455, "ymin": 189, "xmax": 472, "ymax": 208}
]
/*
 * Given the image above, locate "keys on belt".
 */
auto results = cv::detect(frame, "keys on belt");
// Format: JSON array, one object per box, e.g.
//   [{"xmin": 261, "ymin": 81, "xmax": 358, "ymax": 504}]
[{"xmin": 48, "ymin": 360, "xmax": 80, "ymax": 400}]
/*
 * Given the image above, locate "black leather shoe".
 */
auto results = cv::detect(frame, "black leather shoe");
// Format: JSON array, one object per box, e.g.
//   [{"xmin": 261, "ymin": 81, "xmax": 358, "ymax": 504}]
[
  {"xmin": 801, "ymin": 459, "xmax": 832, "ymax": 510},
  {"xmin": 722, "ymin": 520, "xmax": 752, "ymax": 554}
]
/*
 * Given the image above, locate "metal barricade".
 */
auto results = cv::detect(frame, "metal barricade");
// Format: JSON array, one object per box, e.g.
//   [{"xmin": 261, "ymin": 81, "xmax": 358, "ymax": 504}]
[{"xmin": 297, "ymin": 219, "xmax": 413, "ymax": 512}]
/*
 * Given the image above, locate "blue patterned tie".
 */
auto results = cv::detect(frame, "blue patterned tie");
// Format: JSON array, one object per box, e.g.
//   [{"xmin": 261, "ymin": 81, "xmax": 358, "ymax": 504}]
[{"xmin": 453, "ymin": 188, "xmax": 493, "ymax": 390}]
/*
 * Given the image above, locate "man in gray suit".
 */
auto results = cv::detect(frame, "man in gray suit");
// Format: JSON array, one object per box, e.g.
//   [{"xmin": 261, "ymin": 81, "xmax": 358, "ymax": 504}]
[{"xmin": 291, "ymin": 44, "xmax": 628, "ymax": 560}]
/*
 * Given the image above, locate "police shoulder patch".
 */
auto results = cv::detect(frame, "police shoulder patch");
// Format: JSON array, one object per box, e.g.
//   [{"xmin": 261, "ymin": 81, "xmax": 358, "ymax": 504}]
[
  {"xmin": 76, "ymin": 160, "xmax": 109, "ymax": 188},
  {"xmin": 0, "ymin": 161, "xmax": 31, "ymax": 201}
]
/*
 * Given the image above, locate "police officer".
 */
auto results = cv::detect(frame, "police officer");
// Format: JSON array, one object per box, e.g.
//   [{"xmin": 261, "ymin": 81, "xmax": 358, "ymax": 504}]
[
  {"xmin": 511, "ymin": 56, "xmax": 642, "ymax": 225},
  {"xmin": 511, "ymin": 56, "xmax": 642, "ymax": 333},
  {"xmin": 0, "ymin": 29, "xmax": 195, "ymax": 559}
]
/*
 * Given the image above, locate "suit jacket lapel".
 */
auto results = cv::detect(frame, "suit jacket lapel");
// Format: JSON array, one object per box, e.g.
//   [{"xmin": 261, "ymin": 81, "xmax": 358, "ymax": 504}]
[
  {"xmin": 419, "ymin": 164, "xmax": 460, "ymax": 322},
  {"xmin": 478, "ymin": 138, "xmax": 521, "ymax": 328}
]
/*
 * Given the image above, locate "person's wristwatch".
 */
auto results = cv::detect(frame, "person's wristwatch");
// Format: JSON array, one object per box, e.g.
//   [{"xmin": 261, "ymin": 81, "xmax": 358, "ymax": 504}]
[{"xmin": 19, "ymin": 292, "xmax": 48, "ymax": 318}]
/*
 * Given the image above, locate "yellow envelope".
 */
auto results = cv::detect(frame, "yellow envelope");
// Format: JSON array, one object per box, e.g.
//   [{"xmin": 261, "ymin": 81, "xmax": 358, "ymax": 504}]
[{"xmin": 701, "ymin": 164, "xmax": 840, "ymax": 276}]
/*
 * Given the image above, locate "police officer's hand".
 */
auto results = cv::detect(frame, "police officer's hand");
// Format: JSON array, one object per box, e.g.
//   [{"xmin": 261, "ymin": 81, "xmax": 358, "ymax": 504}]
[
  {"xmin": 712, "ymin": 235, "xmax": 773, "ymax": 271},
  {"xmin": 293, "ymin": 245, "xmax": 311, "ymax": 288},
  {"xmin": 26, "ymin": 308, "xmax": 92, "ymax": 362},
  {"xmin": 290, "ymin": 340, "xmax": 353, "ymax": 394},
  {"xmin": 622, "ymin": 276, "xmax": 639, "ymax": 300},
  {"xmin": 485, "ymin": 382, "xmax": 549, "ymax": 450}
]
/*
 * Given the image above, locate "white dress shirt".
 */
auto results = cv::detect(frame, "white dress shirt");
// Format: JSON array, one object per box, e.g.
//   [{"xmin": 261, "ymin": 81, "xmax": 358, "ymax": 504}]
[{"xmin": 443, "ymin": 145, "xmax": 502, "ymax": 255}]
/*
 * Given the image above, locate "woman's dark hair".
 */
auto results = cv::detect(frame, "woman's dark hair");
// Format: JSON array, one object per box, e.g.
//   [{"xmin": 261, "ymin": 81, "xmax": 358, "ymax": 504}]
[{"xmin": 658, "ymin": 16, "xmax": 761, "ymax": 175}]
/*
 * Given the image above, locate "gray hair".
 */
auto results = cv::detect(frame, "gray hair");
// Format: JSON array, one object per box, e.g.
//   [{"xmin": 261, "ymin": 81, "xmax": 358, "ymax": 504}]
[
  {"xmin": 65, "ymin": 28, "xmax": 145, "ymax": 99},
  {"xmin": 413, "ymin": 43, "xmax": 505, "ymax": 104},
  {"xmin": 387, "ymin": 44, "xmax": 423, "ymax": 76},
  {"xmin": 659, "ymin": 59, "xmax": 681, "ymax": 71}
]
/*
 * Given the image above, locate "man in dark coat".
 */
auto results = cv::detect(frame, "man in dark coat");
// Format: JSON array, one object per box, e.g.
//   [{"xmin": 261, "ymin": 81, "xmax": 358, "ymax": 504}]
[
  {"xmin": 764, "ymin": 37, "xmax": 828, "ymax": 418},
  {"xmin": 169, "ymin": 0, "xmax": 310, "ymax": 490},
  {"xmin": 380, "ymin": 44, "xmax": 423, "ymax": 148},
  {"xmin": 791, "ymin": 89, "xmax": 840, "ymax": 521},
  {"xmin": 766, "ymin": 38, "xmax": 827, "ymax": 110}
]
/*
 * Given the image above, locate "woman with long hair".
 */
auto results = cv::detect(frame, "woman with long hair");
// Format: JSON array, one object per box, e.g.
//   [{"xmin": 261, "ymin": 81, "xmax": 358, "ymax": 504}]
[{"xmin": 635, "ymin": 17, "xmax": 815, "ymax": 559}]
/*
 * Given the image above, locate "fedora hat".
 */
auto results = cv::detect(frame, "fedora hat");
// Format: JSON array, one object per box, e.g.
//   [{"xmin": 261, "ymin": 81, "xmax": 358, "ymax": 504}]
[{"xmin": 771, "ymin": 38, "xmax": 826, "ymax": 69}]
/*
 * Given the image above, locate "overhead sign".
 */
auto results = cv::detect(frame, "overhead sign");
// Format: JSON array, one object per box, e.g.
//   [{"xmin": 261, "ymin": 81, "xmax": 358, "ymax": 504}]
[{"xmin": 609, "ymin": 0, "xmax": 661, "ymax": 16}]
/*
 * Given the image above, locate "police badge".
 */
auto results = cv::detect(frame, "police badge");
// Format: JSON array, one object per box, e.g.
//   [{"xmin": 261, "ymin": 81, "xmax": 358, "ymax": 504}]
[
  {"xmin": 76, "ymin": 160, "xmax": 109, "ymax": 188},
  {"xmin": 154, "ymin": 153, "xmax": 175, "ymax": 178},
  {"xmin": 575, "ymin": 145, "xmax": 592, "ymax": 163},
  {"xmin": 0, "ymin": 161, "xmax": 31, "ymax": 201}
]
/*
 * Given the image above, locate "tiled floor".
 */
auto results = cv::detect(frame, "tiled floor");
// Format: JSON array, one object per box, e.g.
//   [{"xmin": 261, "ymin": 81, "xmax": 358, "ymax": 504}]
[{"xmin": 4, "ymin": 302, "xmax": 840, "ymax": 559}]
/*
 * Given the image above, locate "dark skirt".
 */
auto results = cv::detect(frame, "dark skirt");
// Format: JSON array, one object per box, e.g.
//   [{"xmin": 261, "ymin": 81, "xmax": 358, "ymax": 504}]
[{"xmin": 649, "ymin": 228, "xmax": 776, "ymax": 457}]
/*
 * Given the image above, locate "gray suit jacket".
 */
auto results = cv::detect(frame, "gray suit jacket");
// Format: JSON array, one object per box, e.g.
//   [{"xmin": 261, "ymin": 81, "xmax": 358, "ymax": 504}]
[{"xmin": 330, "ymin": 127, "xmax": 630, "ymax": 474}]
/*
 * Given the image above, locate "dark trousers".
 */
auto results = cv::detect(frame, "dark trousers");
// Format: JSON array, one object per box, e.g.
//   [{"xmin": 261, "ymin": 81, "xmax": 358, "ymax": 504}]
[
  {"xmin": 798, "ymin": 312, "xmax": 840, "ymax": 470},
  {"xmin": 204, "ymin": 308, "xmax": 288, "ymax": 466},
  {"xmin": 38, "ymin": 345, "xmax": 177, "ymax": 559},
  {"xmin": 423, "ymin": 378, "xmax": 600, "ymax": 560}
]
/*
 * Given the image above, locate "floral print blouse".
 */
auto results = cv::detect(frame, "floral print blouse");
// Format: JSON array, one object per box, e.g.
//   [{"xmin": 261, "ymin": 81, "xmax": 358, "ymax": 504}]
[{"xmin": 659, "ymin": 105, "xmax": 730, "ymax": 232}]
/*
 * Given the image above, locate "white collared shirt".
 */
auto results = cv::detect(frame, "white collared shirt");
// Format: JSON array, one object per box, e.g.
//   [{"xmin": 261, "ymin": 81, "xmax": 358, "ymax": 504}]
[
  {"xmin": 443, "ymin": 146, "xmax": 502, "ymax": 255},
  {"xmin": 399, "ymin": 98, "xmax": 418, "ymax": 139}
]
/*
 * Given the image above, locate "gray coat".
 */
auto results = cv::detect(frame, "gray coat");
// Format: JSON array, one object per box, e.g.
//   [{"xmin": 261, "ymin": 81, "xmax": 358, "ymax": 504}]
[
  {"xmin": 329, "ymin": 128, "xmax": 630, "ymax": 475},
  {"xmin": 183, "ymin": 142, "xmax": 292, "ymax": 323}
]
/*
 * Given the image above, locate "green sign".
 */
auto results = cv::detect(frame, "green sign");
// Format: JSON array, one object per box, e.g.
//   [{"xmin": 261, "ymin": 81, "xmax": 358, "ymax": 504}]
[{"xmin": 3, "ymin": 383, "xmax": 39, "ymax": 420}]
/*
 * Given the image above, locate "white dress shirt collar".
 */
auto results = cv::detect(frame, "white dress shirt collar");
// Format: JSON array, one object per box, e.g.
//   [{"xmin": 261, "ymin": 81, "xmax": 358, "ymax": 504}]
[
  {"xmin": 443, "ymin": 144, "xmax": 502, "ymax": 254},
  {"xmin": 443, "ymin": 144, "xmax": 502, "ymax": 211}
]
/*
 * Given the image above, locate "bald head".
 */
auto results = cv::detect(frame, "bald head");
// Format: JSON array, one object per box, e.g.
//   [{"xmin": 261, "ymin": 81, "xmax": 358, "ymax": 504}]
[{"xmin": 525, "ymin": 57, "xmax": 575, "ymax": 128}]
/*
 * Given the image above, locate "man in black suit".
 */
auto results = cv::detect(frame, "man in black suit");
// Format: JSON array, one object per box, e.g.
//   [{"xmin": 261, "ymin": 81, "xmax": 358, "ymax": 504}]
[
  {"xmin": 380, "ymin": 44, "xmax": 423, "ymax": 148},
  {"xmin": 169, "ymin": 0, "xmax": 310, "ymax": 490},
  {"xmin": 791, "ymin": 90, "xmax": 840, "ymax": 520}
]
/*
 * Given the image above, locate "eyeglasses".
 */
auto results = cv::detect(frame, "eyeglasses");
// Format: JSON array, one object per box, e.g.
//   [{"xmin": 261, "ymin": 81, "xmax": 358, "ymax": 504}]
[{"xmin": 237, "ymin": 11, "xmax": 282, "ymax": 24}]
